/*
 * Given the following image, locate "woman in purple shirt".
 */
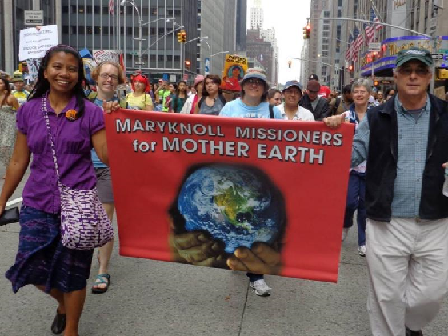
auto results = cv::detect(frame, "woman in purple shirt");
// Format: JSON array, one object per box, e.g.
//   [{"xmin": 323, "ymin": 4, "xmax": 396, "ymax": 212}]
[{"xmin": 0, "ymin": 45, "xmax": 109, "ymax": 336}]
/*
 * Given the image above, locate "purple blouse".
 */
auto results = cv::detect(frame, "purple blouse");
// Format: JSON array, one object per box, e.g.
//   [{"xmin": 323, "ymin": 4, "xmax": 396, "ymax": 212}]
[{"xmin": 16, "ymin": 96, "xmax": 105, "ymax": 214}]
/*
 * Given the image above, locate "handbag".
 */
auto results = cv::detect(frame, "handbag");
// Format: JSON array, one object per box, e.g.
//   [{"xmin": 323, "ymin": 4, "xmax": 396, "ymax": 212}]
[
  {"xmin": 0, "ymin": 207, "xmax": 19, "ymax": 226},
  {"xmin": 42, "ymin": 96, "xmax": 114, "ymax": 250}
]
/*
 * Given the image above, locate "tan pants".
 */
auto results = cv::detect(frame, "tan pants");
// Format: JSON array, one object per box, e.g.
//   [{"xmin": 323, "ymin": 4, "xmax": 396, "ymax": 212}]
[{"xmin": 366, "ymin": 217, "xmax": 448, "ymax": 336}]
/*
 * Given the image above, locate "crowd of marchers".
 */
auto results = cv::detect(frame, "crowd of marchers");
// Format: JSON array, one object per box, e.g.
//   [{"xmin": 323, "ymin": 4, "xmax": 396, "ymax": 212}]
[{"xmin": 0, "ymin": 44, "xmax": 447, "ymax": 336}]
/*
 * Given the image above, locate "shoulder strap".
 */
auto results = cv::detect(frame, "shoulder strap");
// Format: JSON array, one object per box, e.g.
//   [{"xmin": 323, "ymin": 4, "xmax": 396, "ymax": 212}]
[
  {"xmin": 269, "ymin": 104, "xmax": 274, "ymax": 119},
  {"xmin": 41, "ymin": 96, "xmax": 60, "ymax": 181}
]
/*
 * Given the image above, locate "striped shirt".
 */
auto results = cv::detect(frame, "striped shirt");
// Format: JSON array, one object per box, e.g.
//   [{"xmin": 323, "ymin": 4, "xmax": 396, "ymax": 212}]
[{"xmin": 351, "ymin": 95, "xmax": 431, "ymax": 218}]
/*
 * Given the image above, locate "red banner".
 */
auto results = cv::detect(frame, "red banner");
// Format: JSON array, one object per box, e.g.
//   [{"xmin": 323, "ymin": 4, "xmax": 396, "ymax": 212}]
[{"xmin": 105, "ymin": 110, "xmax": 354, "ymax": 282}]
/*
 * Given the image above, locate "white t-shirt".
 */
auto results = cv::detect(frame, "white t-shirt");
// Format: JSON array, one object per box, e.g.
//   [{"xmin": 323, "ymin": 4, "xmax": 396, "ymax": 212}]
[{"xmin": 278, "ymin": 104, "xmax": 314, "ymax": 121}]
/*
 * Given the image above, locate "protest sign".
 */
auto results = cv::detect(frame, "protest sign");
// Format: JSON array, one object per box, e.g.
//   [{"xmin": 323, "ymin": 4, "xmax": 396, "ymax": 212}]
[
  {"xmin": 106, "ymin": 111, "xmax": 354, "ymax": 282},
  {"xmin": 221, "ymin": 54, "xmax": 248, "ymax": 91},
  {"xmin": 18, "ymin": 25, "xmax": 58, "ymax": 61},
  {"xmin": 93, "ymin": 50, "xmax": 120, "ymax": 64}
]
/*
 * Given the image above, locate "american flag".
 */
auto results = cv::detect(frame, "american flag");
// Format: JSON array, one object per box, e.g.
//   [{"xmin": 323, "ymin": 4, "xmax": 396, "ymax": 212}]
[
  {"xmin": 109, "ymin": 0, "xmax": 115, "ymax": 15},
  {"xmin": 366, "ymin": 8, "xmax": 377, "ymax": 44},
  {"xmin": 346, "ymin": 33, "xmax": 354, "ymax": 61}
]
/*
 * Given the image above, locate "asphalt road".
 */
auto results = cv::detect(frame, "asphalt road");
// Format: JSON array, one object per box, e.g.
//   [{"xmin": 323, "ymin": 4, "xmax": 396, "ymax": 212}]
[{"xmin": 1, "ymin": 165, "xmax": 447, "ymax": 336}]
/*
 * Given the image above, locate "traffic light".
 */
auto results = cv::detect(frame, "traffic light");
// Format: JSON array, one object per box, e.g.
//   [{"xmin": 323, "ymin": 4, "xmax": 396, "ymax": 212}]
[
  {"xmin": 177, "ymin": 32, "xmax": 182, "ymax": 43},
  {"xmin": 185, "ymin": 60, "xmax": 191, "ymax": 69},
  {"xmin": 181, "ymin": 30, "xmax": 187, "ymax": 43},
  {"xmin": 306, "ymin": 24, "xmax": 311, "ymax": 39},
  {"xmin": 302, "ymin": 26, "xmax": 307, "ymax": 39},
  {"xmin": 349, "ymin": 64, "xmax": 354, "ymax": 73},
  {"xmin": 288, "ymin": 60, "xmax": 292, "ymax": 68}
]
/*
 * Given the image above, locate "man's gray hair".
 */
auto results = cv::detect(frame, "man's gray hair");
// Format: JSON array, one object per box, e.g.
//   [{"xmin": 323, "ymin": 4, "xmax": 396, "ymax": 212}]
[{"xmin": 351, "ymin": 78, "xmax": 373, "ymax": 94}]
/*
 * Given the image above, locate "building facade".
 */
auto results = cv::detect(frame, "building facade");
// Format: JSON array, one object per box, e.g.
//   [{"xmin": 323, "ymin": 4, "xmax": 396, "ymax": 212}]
[
  {"xmin": 1, "ymin": 0, "xmax": 60, "ymax": 74},
  {"xmin": 61, "ymin": 0, "xmax": 198, "ymax": 81},
  {"xmin": 246, "ymin": 29, "xmax": 274, "ymax": 85},
  {"xmin": 250, "ymin": 0, "xmax": 263, "ymax": 30},
  {"xmin": 306, "ymin": 0, "xmax": 448, "ymax": 95},
  {"xmin": 199, "ymin": 0, "xmax": 237, "ymax": 76}
]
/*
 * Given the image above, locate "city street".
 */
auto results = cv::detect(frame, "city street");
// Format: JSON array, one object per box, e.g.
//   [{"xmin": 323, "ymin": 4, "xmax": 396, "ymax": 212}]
[{"xmin": 1, "ymin": 165, "xmax": 448, "ymax": 336}]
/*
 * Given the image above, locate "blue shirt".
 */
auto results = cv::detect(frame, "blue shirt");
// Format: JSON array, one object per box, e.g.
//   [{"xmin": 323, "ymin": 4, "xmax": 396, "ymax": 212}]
[
  {"xmin": 351, "ymin": 95, "xmax": 431, "ymax": 218},
  {"xmin": 219, "ymin": 98, "xmax": 282, "ymax": 119},
  {"xmin": 90, "ymin": 97, "xmax": 116, "ymax": 168}
]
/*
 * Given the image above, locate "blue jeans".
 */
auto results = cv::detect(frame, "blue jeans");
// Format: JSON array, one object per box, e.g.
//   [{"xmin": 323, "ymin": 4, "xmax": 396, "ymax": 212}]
[
  {"xmin": 343, "ymin": 171, "xmax": 366, "ymax": 247},
  {"xmin": 247, "ymin": 273, "xmax": 264, "ymax": 282}
]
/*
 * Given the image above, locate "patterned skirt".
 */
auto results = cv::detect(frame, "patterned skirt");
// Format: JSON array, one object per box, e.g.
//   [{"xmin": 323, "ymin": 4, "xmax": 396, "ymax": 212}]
[
  {"xmin": 5, "ymin": 206, "xmax": 94, "ymax": 293},
  {"xmin": 0, "ymin": 106, "xmax": 17, "ymax": 167}
]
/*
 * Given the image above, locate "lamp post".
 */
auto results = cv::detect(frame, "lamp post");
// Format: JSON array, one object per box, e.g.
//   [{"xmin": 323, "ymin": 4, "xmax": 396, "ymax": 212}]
[{"xmin": 120, "ymin": 0, "xmax": 144, "ymax": 71}]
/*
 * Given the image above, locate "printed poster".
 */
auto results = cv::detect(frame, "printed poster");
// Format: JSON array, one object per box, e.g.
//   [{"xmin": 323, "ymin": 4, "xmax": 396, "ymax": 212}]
[
  {"xmin": 221, "ymin": 54, "xmax": 248, "ymax": 91},
  {"xmin": 106, "ymin": 111, "xmax": 354, "ymax": 282}
]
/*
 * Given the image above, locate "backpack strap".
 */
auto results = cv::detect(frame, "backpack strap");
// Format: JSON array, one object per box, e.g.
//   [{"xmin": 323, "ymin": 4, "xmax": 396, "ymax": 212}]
[{"xmin": 269, "ymin": 104, "xmax": 274, "ymax": 119}]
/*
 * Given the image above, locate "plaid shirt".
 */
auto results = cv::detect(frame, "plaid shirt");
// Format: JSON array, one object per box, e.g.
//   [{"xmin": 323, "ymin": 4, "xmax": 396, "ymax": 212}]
[{"xmin": 351, "ymin": 95, "xmax": 431, "ymax": 218}]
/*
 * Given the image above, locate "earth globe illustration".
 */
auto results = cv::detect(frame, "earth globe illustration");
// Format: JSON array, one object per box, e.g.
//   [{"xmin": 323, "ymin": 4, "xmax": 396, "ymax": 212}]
[{"xmin": 176, "ymin": 164, "xmax": 285, "ymax": 254}]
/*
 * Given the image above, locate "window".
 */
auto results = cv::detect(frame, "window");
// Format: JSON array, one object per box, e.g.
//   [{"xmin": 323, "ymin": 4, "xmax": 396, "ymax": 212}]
[
  {"xmin": 62, "ymin": 26, "xmax": 69, "ymax": 34},
  {"xmin": 78, "ymin": 26, "xmax": 85, "ymax": 34},
  {"xmin": 62, "ymin": 6, "xmax": 69, "ymax": 13},
  {"xmin": 324, "ymin": 11, "xmax": 330, "ymax": 18},
  {"xmin": 94, "ymin": 26, "xmax": 101, "ymax": 34},
  {"xmin": 158, "ymin": 55, "xmax": 164, "ymax": 62},
  {"xmin": 174, "ymin": 55, "xmax": 180, "ymax": 62}
]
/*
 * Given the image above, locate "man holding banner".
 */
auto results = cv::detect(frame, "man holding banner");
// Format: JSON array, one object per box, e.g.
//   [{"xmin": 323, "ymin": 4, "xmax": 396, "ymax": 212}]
[{"xmin": 325, "ymin": 47, "xmax": 448, "ymax": 336}]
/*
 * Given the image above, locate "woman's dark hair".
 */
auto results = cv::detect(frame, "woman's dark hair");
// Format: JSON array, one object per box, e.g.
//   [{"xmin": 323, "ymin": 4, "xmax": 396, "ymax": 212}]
[
  {"xmin": 28, "ymin": 44, "xmax": 87, "ymax": 117},
  {"xmin": 202, "ymin": 74, "xmax": 223, "ymax": 97},
  {"xmin": 176, "ymin": 80, "xmax": 187, "ymax": 95},
  {"xmin": 267, "ymin": 89, "xmax": 281, "ymax": 100},
  {"xmin": 0, "ymin": 77, "xmax": 12, "ymax": 106}
]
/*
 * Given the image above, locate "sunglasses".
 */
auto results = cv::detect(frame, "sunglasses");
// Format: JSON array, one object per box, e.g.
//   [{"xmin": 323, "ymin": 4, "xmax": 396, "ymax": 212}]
[{"xmin": 245, "ymin": 78, "xmax": 264, "ymax": 86}]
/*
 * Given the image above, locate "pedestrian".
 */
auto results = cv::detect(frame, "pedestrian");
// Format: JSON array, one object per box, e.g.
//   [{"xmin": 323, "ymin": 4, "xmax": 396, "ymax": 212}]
[
  {"xmin": 376, "ymin": 90, "xmax": 384, "ymax": 105},
  {"xmin": 125, "ymin": 73, "xmax": 153, "ymax": 110},
  {"xmin": 339, "ymin": 79, "xmax": 371, "ymax": 257},
  {"xmin": 0, "ymin": 75, "xmax": 19, "ymax": 179},
  {"xmin": 330, "ymin": 84, "xmax": 353, "ymax": 116},
  {"xmin": 267, "ymin": 88, "xmax": 282, "ymax": 106},
  {"xmin": 156, "ymin": 80, "xmax": 170, "ymax": 112},
  {"xmin": 219, "ymin": 68, "xmax": 282, "ymax": 296},
  {"xmin": 89, "ymin": 61, "xmax": 125, "ymax": 294},
  {"xmin": 277, "ymin": 80, "xmax": 314, "ymax": 121},
  {"xmin": 181, "ymin": 75, "xmax": 204, "ymax": 114},
  {"xmin": 194, "ymin": 75, "xmax": 227, "ymax": 115},
  {"xmin": 170, "ymin": 80, "xmax": 188, "ymax": 113},
  {"xmin": 11, "ymin": 71, "xmax": 30, "ymax": 106},
  {"xmin": 385, "ymin": 88, "xmax": 395, "ymax": 101},
  {"xmin": 300, "ymin": 80, "xmax": 330, "ymax": 120},
  {"xmin": 324, "ymin": 47, "xmax": 448, "ymax": 336},
  {"xmin": 0, "ymin": 44, "xmax": 111, "ymax": 336},
  {"xmin": 165, "ymin": 82, "xmax": 177, "ymax": 111}
]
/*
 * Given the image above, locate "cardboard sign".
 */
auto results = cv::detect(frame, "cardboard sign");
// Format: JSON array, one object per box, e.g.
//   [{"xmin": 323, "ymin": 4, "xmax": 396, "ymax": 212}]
[
  {"xmin": 18, "ymin": 25, "xmax": 58, "ymax": 61},
  {"xmin": 221, "ymin": 54, "xmax": 248, "ymax": 91},
  {"xmin": 106, "ymin": 111, "xmax": 354, "ymax": 282},
  {"xmin": 93, "ymin": 50, "xmax": 120, "ymax": 64}
]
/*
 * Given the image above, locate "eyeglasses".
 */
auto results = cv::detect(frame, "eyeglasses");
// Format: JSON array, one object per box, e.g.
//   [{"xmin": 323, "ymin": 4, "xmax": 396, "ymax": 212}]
[
  {"xmin": 308, "ymin": 90, "xmax": 319, "ymax": 94},
  {"xmin": 245, "ymin": 78, "xmax": 264, "ymax": 86},
  {"xmin": 100, "ymin": 73, "xmax": 119, "ymax": 81},
  {"xmin": 397, "ymin": 67, "xmax": 429, "ymax": 76}
]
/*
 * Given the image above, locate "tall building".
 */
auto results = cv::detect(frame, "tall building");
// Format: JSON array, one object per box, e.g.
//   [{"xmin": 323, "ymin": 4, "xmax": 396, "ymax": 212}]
[
  {"xmin": 260, "ymin": 28, "xmax": 278, "ymax": 85},
  {"xmin": 199, "ymin": 0, "xmax": 237, "ymax": 75},
  {"xmin": 235, "ymin": 0, "xmax": 247, "ymax": 52},
  {"xmin": 250, "ymin": 0, "xmax": 263, "ymax": 29},
  {"xmin": 0, "ymin": 0, "xmax": 60, "ymax": 74},
  {"xmin": 246, "ymin": 29, "xmax": 274, "ymax": 85},
  {"xmin": 61, "ymin": 0, "xmax": 198, "ymax": 81}
]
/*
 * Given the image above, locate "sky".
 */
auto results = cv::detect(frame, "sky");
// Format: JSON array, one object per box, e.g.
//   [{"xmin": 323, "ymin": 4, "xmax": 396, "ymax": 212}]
[{"xmin": 246, "ymin": 0, "xmax": 311, "ymax": 84}]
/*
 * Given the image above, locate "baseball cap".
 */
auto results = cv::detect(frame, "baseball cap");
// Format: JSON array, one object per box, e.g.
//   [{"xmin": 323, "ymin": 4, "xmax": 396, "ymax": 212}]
[
  {"xmin": 318, "ymin": 85, "xmax": 331, "ymax": 98},
  {"xmin": 396, "ymin": 47, "xmax": 433, "ymax": 67},
  {"xmin": 11, "ymin": 70, "xmax": 24, "ymax": 83},
  {"xmin": 241, "ymin": 68, "xmax": 267, "ymax": 84},
  {"xmin": 309, "ymin": 74, "xmax": 319, "ymax": 81},
  {"xmin": 283, "ymin": 80, "xmax": 303, "ymax": 91}
]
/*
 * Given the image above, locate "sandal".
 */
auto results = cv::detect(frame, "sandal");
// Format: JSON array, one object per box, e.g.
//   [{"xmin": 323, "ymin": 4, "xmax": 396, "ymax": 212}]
[
  {"xmin": 91, "ymin": 273, "xmax": 111, "ymax": 294},
  {"xmin": 50, "ymin": 310, "xmax": 66, "ymax": 334}
]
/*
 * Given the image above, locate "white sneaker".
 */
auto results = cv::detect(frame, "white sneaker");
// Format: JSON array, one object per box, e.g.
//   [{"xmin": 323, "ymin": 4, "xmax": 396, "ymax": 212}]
[
  {"xmin": 342, "ymin": 227, "xmax": 350, "ymax": 242},
  {"xmin": 358, "ymin": 245, "xmax": 366, "ymax": 257},
  {"xmin": 250, "ymin": 279, "xmax": 271, "ymax": 296}
]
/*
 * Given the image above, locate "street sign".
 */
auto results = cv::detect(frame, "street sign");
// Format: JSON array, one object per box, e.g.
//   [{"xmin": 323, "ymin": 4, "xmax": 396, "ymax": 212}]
[
  {"xmin": 432, "ymin": 53, "xmax": 444, "ymax": 60},
  {"xmin": 204, "ymin": 57, "xmax": 210, "ymax": 75},
  {"xmin": 369, "ymin": 42, "xmax": 381, "ymax": 52},
  {"xmin": 24, "ymin": 10, "xmax": 43, "ymax": 26}
]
